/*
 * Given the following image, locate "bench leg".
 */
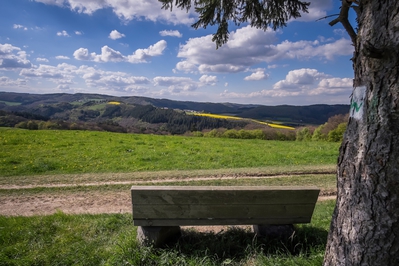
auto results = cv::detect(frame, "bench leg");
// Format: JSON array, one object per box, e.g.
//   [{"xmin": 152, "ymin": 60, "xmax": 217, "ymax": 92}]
[
  {"xmin": 137, "ymin": 226, "xmax": 181, "ymax": 247},
  {"xmin": 253, "ymin": 224, "xmax": 295, "ymax": 239}
]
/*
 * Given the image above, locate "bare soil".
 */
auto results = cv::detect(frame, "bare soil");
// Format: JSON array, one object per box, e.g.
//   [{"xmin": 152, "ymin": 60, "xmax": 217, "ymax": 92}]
[{"xmin": 0, "ymin": 176, "xmax": 336, "ymax": 217}]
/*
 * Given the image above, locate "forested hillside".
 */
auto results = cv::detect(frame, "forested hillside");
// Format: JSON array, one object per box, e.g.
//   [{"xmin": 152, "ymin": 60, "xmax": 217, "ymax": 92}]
[{"xmin": 0, "ymin": 92, "xmax": 350, "ymax": 136}]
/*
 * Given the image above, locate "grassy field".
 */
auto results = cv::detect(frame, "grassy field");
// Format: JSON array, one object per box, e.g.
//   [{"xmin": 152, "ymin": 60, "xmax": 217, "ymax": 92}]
[
  {"xmin": 0, "ymin": 128, "xmax": 340, "ymax": 177},
  {"xmin": 0, "ymin": 128, "xmax": 339, "ymax": 265},
  {"xmin": 0, "ymin": 201, "xmax": 335, "ymax": 265}
]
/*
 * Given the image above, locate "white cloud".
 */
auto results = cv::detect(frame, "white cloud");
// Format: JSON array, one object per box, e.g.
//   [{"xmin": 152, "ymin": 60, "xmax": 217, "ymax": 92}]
[
  {"xmin": 74, "ymin": 41, "xmax": 167, "ymax": 64},
  {"xmin": 159, "ymin": 30, "xmax": 182, "ymax": 38},
  {"xmin": 77, "ymin": 65, "xmax": 151, "ymax": 92},
  {"xmin": 175, "ymin": 25, "xmax": 353, "ymax": 74},
  {"xmin": 13, "ymin": 24, "xmax": 28, "ymax": 30},
  {"xmin": 36, "ymin": 57, "xmax": 49, "ymax": 62},
  {"xmin": 244, "ymin": 70, "xmax": 268, "ymax": 81},
  {"xmin": 73, "ymin": 48, "xmax": 92, "ymax": 61},
  {"xmin": 296, "ymin": 0, "xmax": 333, "ymax": 22},
  {"xmin": 57, "ymin": 30, "xmax": 70, "ymax": 37},
  {"xmin": 94, "ymin": 46, "xmax": 125, "ymax": 62},
  {"xmin": 153, "ymin": 74, "xmax": 217, "ymax": 93},
  {"xmin": 75, "ymin": 31, "xmax": 83, "ymax": 35},
  {"xmin": 0, "ymin": 43, "xmax": 32, "ymax": 69},
  {"xmin": 20, "ymin": 63, "xmax": 77, "ymax": 82},
  {"xmin": 221, "ymin": 68, "xmax": 352, "ymax": 101},
  {"xmin": 34, "ymin": 0, "xmax": 195, "ymax": 25},
  {"xmin": 0, "ymin": 76, "xmax": 27, "ymax": 87},
  {"xmin": 127, "ymin": 40, "xmax": 167, "ymax": 63},
  {"xmin": 55, "ymin": 55, "xmax": 70, "ymax": 60},
  {"xmin": 273, "ymin": 68, "xmax": 329, "ymax": 91},
  {"xmin": 310, "ymin": 78, "xmax": 353, "ymax": 95},
  {"xmin": 109, "ymin": 30, "xmax": 125, "ymax": 40},
  {"xmin": 199, "ymin": 75, "xmax": 217, "ymax": 85},
  {"xmin": 153, "ymin": 76, "xmax": 199, "ymax": 92},
  {"xmin": 56, "ymin": 84, "xmax": 72, "ymax": 92}
]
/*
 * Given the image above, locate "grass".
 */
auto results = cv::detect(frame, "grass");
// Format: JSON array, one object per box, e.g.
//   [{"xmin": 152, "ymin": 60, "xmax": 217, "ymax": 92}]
[
  {"xmin": 0, "ymin": 128, "xmax": 340, "ymax": 177},
  {"xmin": 0, "ymin": 128, "xmax": 339, "ymax": 265},
  {"xmin": 0, "ymin": 200, "xmax": 335, "ymax": 266},
  {"xmin": 0, "ymin": 174, "xmax": 337, "ymax": 198}
]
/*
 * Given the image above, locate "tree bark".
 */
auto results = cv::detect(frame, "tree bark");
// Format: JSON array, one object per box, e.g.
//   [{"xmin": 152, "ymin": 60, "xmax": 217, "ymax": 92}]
[{"xmin": 324, "ymin": 0, "xmax": 399, "ymax": 265}]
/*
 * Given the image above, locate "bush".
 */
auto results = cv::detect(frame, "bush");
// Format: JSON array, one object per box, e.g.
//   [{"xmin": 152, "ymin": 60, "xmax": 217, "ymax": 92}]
[
  {"xmin": 222, "ymin": 129, "xmax": 239, "ymax": 139},
  {"xmin": 328, "ymin": 122, "xmax": 347, "ymax": 142},
  {"xmin": 312, "ymin": 124, "xmax": 327, "ymax": 141},
  {"xmin": 296, "ymin": 127, "xmax": 312, "ymax": 141}
]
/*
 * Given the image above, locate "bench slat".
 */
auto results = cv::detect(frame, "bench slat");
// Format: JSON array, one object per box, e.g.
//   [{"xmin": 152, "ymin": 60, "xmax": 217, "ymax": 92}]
[
  {"xmin": 131, "ymin": 186, "xmax": 319, "ymax": 205},
  {"xmin": 131, "ymin": 186, "xmax": 320, "ymax": 227}
]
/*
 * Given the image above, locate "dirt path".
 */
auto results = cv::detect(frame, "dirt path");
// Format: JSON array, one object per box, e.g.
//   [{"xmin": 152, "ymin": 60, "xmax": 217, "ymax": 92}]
[{"xmin": 0, "ymin": 175, "xmax": 336, "ymax": 217}]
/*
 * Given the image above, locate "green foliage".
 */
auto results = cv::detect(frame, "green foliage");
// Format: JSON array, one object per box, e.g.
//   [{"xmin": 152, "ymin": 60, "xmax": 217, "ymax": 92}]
[
  {"xmin": 160, "ymin": 0, "xmax": 310, "ymax": 48},
  {"xmin": 0, "ymin": 201, "xmax": 335, "ymax": 265},
  {"xmin": 0, "ymin": 128, "xmax": 340, "ymax": 177},
  {"xmin": 296, "ymin": 127, "xmax": 312, "ymax": 141},
  {"xmin": 297, "ymin": 114, "xmax": 348, "ymax": 142},
  {"xmin": 328, "ymin": 122, "xmax": 347, "ymax": 142},
  {"xmin": 312, "ymin": 124, "xmax": 327, "ymax": 141}
]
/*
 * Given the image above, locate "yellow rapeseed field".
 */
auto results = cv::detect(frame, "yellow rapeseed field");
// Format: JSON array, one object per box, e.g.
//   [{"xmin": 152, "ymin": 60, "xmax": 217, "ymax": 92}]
[
  {"xmin": 191, "ymin": 113, "xmax": 295, "ymax": 130},
  {"xmin": 107, "ymin": 101, "xmax": 121, "ymax": 105}
]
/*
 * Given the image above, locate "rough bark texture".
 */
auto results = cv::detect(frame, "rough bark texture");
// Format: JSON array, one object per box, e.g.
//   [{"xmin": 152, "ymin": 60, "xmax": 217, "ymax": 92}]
[{"xmin": 324, "ymin": 0, "xmax": 399, "ymax": 265}]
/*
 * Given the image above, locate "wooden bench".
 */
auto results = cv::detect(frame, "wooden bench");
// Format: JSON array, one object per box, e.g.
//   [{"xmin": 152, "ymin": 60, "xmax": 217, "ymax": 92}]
[{"xmin": 131, "ymin": 186, "xmax": 320, "ymax": 247}]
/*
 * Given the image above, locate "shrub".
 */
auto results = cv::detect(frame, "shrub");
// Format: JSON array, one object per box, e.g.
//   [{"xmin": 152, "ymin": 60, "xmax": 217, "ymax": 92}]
[
  {"xmin": 222, "ymin": 129, "xmax": 239, "ymax": 139},
  {"xmin": 328, "ymin": 122, "xmax": 347, "ymax": 142},
  {"xmin": 296, "ymin": 127, "xmax": 312, "ymax": 141},
  {"xmin": 312, "ymin": 124, "xmax": 327, "ymax": 141}
]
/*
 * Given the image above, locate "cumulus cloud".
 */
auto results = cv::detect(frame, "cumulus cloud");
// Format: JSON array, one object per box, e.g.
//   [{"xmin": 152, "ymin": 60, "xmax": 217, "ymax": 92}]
[
  {"xmin": 0, "ymin": 76, "xmax": 27, "ymax": 87},
  {"xmin": 0, "ymin": 43, "xmax": 32, "ymax": 69},
  {"xmin": 73, "ymin": 46, "xmax": 124, "ymax": 62},
  {"xmin": 221, "ymin": 68, "xmax": 352, "ymax": 101},
  {"xmin": 127, "ymin": 40, "xmax": 167, "ymax": 63},
  {"xmin": 13, "ymin": 24, "xmax": 28, "ymax": 30},
  {"xmin": 159, "ymin": 30, "xmax": 182, "ymax": 38},
  {"xmin": 175, "ymin": 26, "xmax": 353, "ymax": 74},
  {"xmin": 55, "ymin": 55, "xmax": 70, "ymax": 60},
  {"xmin": 153, "ymin": 76, "xmax": 198, "ymax": 92},
  {"xmin": 296, "ymin": 0, "xmax": 333, "ymax": 22},
  {"xmin": 75, "ymin": 31, "xmax": 83, "ymax": 35},
  {"xmin": 109, "ymin": 30, "xmax": 125, "ymax": 40},
  {"xmin": 36, "ymin": 58, "xmax": 49, "ymax": 62},
  {"xmin": 199, "ymin": 75, "xmax": 218, "ymax": 85},
  {"xmin": 73, "ymin": 41, "xmax": 167, "ymax": 64},
  {"xmin": 244, "ymin": 70, "xmax": 269, "ymax": 81},
  {"xmin": 153, "ymin": 74, "xmax": 217, "ymax": 93},
  {"xmin": 57, "ymin": 30, "xmax": 70, "ymax": 37},
  {"xmin": 33, "ymin": 0, "xmax": 195, "ymax": 25},
  {"xmin": 77, "ymin": 65, "xmax": 151, "ymax": 93},
  {"xmin": 310, "ymin": 78, "xmax": 353, "ymax": 95},
  {"xmin": 20, "ymin": 63, "xmax": 77, "ymax": 82},
  {"xmin": 273, "ymin": 68, "xmax": 330, "ymax": 91}
]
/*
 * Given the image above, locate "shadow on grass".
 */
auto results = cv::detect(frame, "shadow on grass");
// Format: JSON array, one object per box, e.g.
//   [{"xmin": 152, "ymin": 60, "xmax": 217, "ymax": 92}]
[{"xmin": 166, "ymin": 225, "xmax": 328, "ymax": 262}]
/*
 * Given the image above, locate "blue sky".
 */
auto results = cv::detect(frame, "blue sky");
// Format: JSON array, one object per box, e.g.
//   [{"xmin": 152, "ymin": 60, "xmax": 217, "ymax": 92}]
[{"xmin": 0, "ymin": 0, "xmax": 357, "ymax": 105}]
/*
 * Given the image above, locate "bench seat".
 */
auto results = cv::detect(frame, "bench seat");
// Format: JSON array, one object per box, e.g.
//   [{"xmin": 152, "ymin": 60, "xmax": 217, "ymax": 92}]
[{"xmin": 132, "ymin": 186, "xmax": 320, "ymax": 227}]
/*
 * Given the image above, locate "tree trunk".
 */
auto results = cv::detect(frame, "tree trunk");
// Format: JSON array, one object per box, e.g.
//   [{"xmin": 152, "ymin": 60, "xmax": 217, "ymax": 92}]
[{"xmin": 324, "ymin": 0, "xmax": 399, "ymax": 265}]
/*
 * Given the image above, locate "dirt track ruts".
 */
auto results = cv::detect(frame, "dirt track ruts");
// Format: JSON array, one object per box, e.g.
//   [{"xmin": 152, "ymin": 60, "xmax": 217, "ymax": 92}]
[{"xmin": 0, "ymin": 174, "xmax": 336, "ymax": 217}]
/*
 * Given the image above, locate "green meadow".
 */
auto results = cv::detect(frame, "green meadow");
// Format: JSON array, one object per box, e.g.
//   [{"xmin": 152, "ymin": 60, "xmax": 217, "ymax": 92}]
[
  {"xmin": 0, "ymin": 128, "xmax": 339, "ymax": 177},
  {"xmin": 0, "ymin": 128, "xmax": 339, "ymax": 265}
]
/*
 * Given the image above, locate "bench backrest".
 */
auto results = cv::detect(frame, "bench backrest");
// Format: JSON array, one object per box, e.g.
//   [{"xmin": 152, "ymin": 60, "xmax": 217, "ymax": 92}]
[{"xmin": 131, "ymin": 186, "xmax": 320, "ymax": 226}]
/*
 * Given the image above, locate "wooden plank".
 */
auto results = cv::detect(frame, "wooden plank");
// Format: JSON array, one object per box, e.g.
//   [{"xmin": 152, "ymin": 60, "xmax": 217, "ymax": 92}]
[
  {"xmin": 131, "ymin": 186, "xmax": 320, "ymax": 205},
  {"xmin": 131, "ymin": 186, "xmax": 320, "ymax": 226},
  {"xmin": 133, "ymin": 204, "xmax": 315, "ymax": 220}
]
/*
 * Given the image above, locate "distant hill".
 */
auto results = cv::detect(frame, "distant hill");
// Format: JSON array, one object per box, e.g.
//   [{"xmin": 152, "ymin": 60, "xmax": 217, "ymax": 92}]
[{"xmin": 0, "ymin": 92, "xmax": 350, "ymax": 129}]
